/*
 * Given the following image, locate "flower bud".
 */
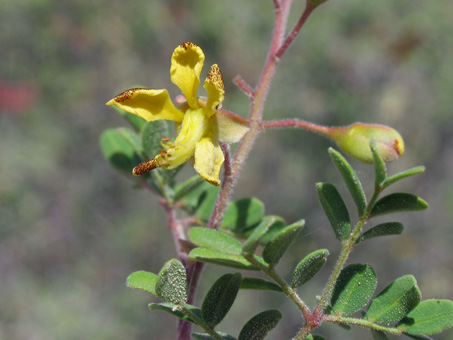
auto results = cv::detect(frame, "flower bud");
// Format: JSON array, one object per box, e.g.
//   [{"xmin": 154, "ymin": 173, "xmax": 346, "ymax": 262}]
[{"xmin": 328, "ymin": 123, "xmax": 404, "ymax": 163}]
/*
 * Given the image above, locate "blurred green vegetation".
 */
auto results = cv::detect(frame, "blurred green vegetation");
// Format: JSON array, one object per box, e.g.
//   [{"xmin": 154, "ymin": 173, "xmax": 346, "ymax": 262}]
[{"xmin": 1, "ymin": 0, "xmax": 452, "ymax": 339}]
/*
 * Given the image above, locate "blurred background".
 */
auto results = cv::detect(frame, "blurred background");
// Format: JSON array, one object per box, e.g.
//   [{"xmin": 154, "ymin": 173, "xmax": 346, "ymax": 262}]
[{"xmin": 1, "ymin": 0, "xmax": 452, "ymax": 339}]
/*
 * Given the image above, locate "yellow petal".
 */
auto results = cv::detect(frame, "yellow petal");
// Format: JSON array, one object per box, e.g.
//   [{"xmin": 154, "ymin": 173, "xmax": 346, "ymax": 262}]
[
  {"xmin": 214, "ymin": 109, "xmax": 250, "ymax": 144},
  {"xmin": 203, "ymin": 64, "xmax": 225, "ymax": 117},
  {"xmin": 170, "ymin": 42, "xmax": 205, "ymax": 109},
  {"xmin": 106, "ymin": 88, "xmax": 184, "ymax": 123},
  {"xmin": 194, "ymin": 136, "xmax": 225, "ymax": 186}
]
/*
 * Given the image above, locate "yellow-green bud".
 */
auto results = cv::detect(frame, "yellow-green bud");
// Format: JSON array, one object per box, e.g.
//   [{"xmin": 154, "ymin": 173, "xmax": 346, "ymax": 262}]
[{"xmin": 329, "ymin": 123, "xmax": 404, "ymax": 163}]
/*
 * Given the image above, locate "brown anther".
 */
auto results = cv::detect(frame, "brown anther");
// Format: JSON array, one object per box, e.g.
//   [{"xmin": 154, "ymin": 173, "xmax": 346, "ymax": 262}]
[
  {"xmin": 161, "ymin": 137, "xmax": 171, "ymax": 142},
  {"xmin": 159, "ymin": 149, "xmax": 167, "ymax": 158},
  {"xmin": 132, "ymin": 158, "xmax": 160, "ymax": 176}
]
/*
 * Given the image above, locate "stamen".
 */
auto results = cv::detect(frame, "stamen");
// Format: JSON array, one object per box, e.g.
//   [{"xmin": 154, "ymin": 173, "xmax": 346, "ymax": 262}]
[
  {"xmin": 132, "ymin": 158, "xmax": 161, "ymax": 176},
  {"xmin": 159, "ymin": 149, "xmax": 167, "ymax": 158}
]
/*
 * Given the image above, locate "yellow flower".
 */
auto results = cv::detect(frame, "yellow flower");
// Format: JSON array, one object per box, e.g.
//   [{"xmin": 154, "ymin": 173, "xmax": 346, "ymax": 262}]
[{"xmin": 107, "ymin": 42, "xmax": 249, "ymax": 186}]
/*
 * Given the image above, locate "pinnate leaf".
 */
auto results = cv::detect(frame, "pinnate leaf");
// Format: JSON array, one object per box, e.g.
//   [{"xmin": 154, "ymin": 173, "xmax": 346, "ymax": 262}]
[
  {"xmin": 366, "ymin": 275, "xmax": 421, "ymax": 323},
  {"xmin": 397, "ymin": 299, "xmax": 453, "ymax": 336},
  {"xmin": 238, "ymin": 309, "xmax": 282, "ymax": 340},
  {"xmin": 202, "ymin": 273, "xmax": 242, "ymax": 327},
  {"xmin": 126, "ymin": 270, "xmax": 158, "ymax": 296},
  {"xmin": 356, "ymin": 222, "xmax": 404, "ymax": 244},
  {"xmin": 331, "ymin": 264, "xmax": 377, "ymax": 315},
  {"xmin": 316, "ymin": 182, "xmax": 351, "ymax": 241},
  {"xmin": 329, "ymin": 147, "xmax": 367, "ymax": 214},
  {"xmin": 262, "ymin": 220, "xmax": 304, "ymax": 265},
  {"xmin": 370, "ymin": 193, "xmax": 428, "ymax": 217},
  {"xmin": 156, "ymin": 259, "xmax": 187, "ymax": 304},
  {"xmin": 189, "ymin": 227, "xmax": 243, "ymax": 255},
  {"xmin": 259, "ymin": 216, "xmax": 286, "ymax": 245},
  {"xmin": 291, "ymin": 249, "xmax": 329, "ymax": 288}
]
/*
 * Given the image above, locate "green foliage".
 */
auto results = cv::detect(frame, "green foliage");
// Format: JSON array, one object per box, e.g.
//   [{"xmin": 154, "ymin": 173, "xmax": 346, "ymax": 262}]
[
  {"xmin": 126, "ymin": 270, "xmax": 158, "ymax": 296},
  {"xmin": 222, "ymin": 198, "xmax": 265, "ymax": 235},
  {"xmin": 370, "ymin": 139, "xmax": 387, "ymax": 186},
  {"xmin": 149, "ymin": 302, "xmax": 201, "ymax": 324},
  {"xmin": 370, "ymin": 193, "xmax": 429, "ymax": 217},
  {"xmin": 240, "ymin": 277, "xmax": 283, "ymax": 293},
  {"xmin": 291, "ymin": 249, "xmax": 329, "ymax": 288},
  {"xmin": 238, "ymin": 310, "xmax": 282, "ymax": 340},
  {"xmin": 366, "ymin": 275, "xmax": 421, "ymax": 324},
  {"xmin": 188, "ymin": 248, "xmax": 264, "ymax": 271},
  {"xmin": 201, "ymin": 273, "xmax": 242, "ymax": 328},
  {"xmin": 397, "ymin": 300, "xmax": 453, "ymax": 336},
  {"xmin": 189, "ymin": 227, "xmax": 243, "ymax": 256},
  {"xmin": 262, "ymin": 220, "xmax": 304, "ymax": 265},
  {"xmin": 100, "ymin": 129, "xmax": 142, "ymax": 173},
  {"xmin": 382, "ymin": 166, "xmax": 426, "ymax": 189},
  {"xmin": 242, "ymin": 216, "xmax": 275, "ymax": 255},
  {"xmin": 331, "ymin": 264, "xmax": 377, "ymax": 315},
  {"xmin": 356, "ymin": 222, "xmax": 404, "ymax": 244},
  {"xmin": 316, "ymin": 182, "xmax": 351, "ymax": 241},
  {"xmin": 329, "ymin": 147, "xmax": 367, "ymax": 214},
  {"xmin": 258, "ymin": 216, "xmax": 286, "ymax": 245},
  {"xmin": 155, "ymin": 259, "xmax": 187, "ymax": 304}
]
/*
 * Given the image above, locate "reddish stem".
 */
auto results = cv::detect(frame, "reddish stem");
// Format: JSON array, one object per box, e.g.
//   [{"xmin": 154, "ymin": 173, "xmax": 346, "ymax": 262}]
[
  {"xmin": 262, "ymin": 118, "xmax": 333, "ymax": 137},
  {"xmin": 276, "ymin": 1, "xmax": 317, "ymax": 59}
]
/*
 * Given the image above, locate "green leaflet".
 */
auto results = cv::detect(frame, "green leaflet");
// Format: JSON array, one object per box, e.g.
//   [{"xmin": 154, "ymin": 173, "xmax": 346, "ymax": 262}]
[
  {"xmin": 189, "ymin": 227, "xmax": 243, "ymax": 255},
  {"xmin": 201, "ymin": 273, "xmax": 242, "ymax": 327},
  {"xmin": 370, "ymin": 139, "xmax": 387, "ymax": 186},
  {"xmin": 242, "ymin": 216, "xmax": 275, "ymax": 254},
  {"xmin": 291, "ymin": 249, "xmax": 329, "ymax": 288},
  {"xmin": 240, "ymin": 277, "xmax": 283, "ymax": 293},
  {"xmin": 382, "ymin": 166, "xmax": 425, "ymax": 189},
  {"xmin": 155, "ymin": 259, "xmax": 187, "ymax": 304},
  {"xmin": 329, "ymin": 147, "xmax": 367, "ymax": 214},
  {"xmin": 149, "ymin": 302, "xmax": 201, "ymax": 324},
  {"xmin": 262, "ymin": 220, "xmax": 304, "ymax": 265},
  {"xmin": 397, "ymin": 299, "xmax": 453, "ymax": 336},
  {"xmin": 100, "ymin": 128, "xmax": 142, "ymax": 173},
  {"xmin": 238, "ymin": 309, "xmax": 282, "ymax": 340},
  {"xmin": 316, "ymin": 182, "xmax": 351, "ymax": 241},
  {"xmin": 188, "ymin": 247, "xmax": 264, "ymax": 271},
  {"xmin": 356, "ymin": 222, "xmax": 404, "ymax": 244},
  {"xmin": 331, "ymin": 264, "xmax": 377, "ymax": 315},
  {"xmin": 370, "ymin": 193, "xmax": 428, "ymax": 217},
  {"xmin": 126, "ymin": 270, "xmax": 158, "ymax": 296},
  {"xmin": 366, "ymin": 275, "xmax": 421, "ymax": 323},
  {"xmin": 222, "ymin": 198, "xmax": 265, "ymax": 235}
]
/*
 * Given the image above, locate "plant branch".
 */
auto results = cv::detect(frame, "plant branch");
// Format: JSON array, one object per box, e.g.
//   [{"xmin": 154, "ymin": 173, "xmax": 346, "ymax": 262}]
[{"xmin": 323, "ymin": 315, "xmax": 403, "ymax": 335}]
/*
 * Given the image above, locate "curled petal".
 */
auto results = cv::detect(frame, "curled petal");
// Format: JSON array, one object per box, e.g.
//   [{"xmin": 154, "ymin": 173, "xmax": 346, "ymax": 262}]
[
  {"xmin": 194, "ymin": 136, "xmax": 225, "ymax": 186},
  {"xmin": 203, "ymin": 64, "xmax": 225, "ymax": 117},
  {"xmin": 214, "ymin": 109, "xmax": 250, "ymax": 144},
  {"xmin": 106, "ymin": 88, "xmax": 184, "ymax": 123},
  {"xmin": 170, "ymin": 42, "xmax": 205, "ymax": 109}
]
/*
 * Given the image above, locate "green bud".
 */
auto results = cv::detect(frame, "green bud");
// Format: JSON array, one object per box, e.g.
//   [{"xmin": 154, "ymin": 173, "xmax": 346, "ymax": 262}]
[{"xmin": 329, "ymin": 123, "xmax": 404, "ymax": 163}]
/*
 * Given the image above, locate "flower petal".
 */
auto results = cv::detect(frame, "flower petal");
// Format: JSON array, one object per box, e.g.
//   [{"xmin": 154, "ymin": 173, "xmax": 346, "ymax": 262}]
[
  {"xmin": 214, "ymin": 109, "xmax": 250, "ymax": 144},
  {"xmin": 194, "ymin": 136, "xmax": 225, "ymax": 186},
  {"xmin": 203, "ymin": 64, "xmax": 225, "ymax": 117},
  {"xmin": 106, "ymin": 88, "xmax": 184, "ymax": 123},
  {"xmin": 170, "ymin": 42, "xmax": 205, "ymax": 109}
]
